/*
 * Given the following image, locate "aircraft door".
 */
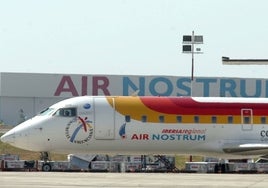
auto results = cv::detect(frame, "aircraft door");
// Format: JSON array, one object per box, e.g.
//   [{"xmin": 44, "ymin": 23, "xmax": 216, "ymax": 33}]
[
  {"xmin": 241, "ymin": 108, "xmax": 253, "ymax": 131},
  {"xmin": 94, "ymin": 97, "xmax": 115, "ymax": 139}
]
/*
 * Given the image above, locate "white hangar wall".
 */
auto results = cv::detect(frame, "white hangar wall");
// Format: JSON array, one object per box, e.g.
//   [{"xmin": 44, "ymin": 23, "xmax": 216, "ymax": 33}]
[
  {"xmin": 0, "ymin": 96, "xmax": 63, "ymax": 126},
  {"xmin": 0, "ymin": 72, "xmax": 268, "ymax": 125}
]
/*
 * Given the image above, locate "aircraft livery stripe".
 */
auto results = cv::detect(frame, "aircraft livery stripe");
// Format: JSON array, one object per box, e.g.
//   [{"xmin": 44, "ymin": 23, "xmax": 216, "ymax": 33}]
[
  {"xmin": 139, "ymin": 97, "xmax": 268, "ymax": 115},
  {"xmin": 106, "ymin": 96, "xmax": 268, "ymax": 124}
]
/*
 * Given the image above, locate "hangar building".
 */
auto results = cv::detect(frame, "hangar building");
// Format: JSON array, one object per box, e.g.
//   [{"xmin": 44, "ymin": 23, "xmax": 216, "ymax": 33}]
[{"xmin": 0, "ymin": 72, "xmax": 267, "ymax": 125}]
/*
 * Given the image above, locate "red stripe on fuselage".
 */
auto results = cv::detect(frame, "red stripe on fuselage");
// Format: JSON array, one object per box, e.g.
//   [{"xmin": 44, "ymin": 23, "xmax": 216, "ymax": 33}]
[{"xmin": 139, "ymin": 97, "xmax": 268, "ymax": 115}]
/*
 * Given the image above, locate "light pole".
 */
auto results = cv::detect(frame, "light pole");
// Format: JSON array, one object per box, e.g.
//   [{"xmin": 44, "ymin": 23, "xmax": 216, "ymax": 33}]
[{"xmin": 182, "ymin": 31, "xmax": 203, "ymax": 96}]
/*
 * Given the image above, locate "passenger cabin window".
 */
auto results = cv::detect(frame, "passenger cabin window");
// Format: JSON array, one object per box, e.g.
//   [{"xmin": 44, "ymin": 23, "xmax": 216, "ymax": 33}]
[
  {"xmin": 141, "ymin": 115, "xmax": 147, "ymax": 122},
  {"xmin": 194, "ymin": 116, "xmax": 199, "ymax": 123},
  {"xmin": 244, "ymin": 116, "xmax": 250, "ymax": 124},
  {"xmin": 159, "ymin": 115, "xmax": 165, "ymax": 123},
  {"xmin": 54, "ymin": 108, "xmax": 77, "ymax": 117},
  {"xmin": 228, "ymin": 116, "xmax": 233, "ymax": 124},
  {"xmin": 125, "ymin": 115, "xmax": 131, "ymax": 122},
  {"xmin": 261, "ymin": 117, "xmax": 266, "ymax": 124},
  {"xmin": 176, "ymin": 116, "xmax": 182, "ymax": 123},
  {"xmin": 211, "ymin": 116, "xmax": 217, "ymax": 123}
]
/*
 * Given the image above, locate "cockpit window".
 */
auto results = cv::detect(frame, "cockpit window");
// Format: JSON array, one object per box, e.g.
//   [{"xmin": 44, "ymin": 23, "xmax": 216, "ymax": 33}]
[
  {"xmin": 38, "ymin": 108, "xmax": 55, "ymax": 116},
  {"xmin": 53, "ymin": 108, "xmax": 77, "ymax": 117}
]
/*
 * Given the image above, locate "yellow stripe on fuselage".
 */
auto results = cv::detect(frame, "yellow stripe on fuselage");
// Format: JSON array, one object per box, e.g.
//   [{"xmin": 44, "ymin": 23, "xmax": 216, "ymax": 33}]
[{"xmin": 106, "ymin": 97, "xmax": 264, "ymax": 124}]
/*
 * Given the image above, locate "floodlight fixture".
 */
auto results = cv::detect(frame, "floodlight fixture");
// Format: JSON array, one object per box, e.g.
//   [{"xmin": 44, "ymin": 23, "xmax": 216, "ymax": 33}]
[{"xmin": 182, "ymin": 31, "xmax": 204, "ymax": 82}]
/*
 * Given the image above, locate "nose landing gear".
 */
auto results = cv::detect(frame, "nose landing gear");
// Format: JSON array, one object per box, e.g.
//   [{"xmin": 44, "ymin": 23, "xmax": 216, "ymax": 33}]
[{"xmin": 40, "ymin": 152, "xmax": 52, "ymax": 172}]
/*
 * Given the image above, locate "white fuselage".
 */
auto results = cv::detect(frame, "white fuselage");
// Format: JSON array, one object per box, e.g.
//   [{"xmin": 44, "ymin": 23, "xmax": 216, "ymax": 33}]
[{"xmin": 1, "ymin": 96, "xmax": 268, "ymax": 159}]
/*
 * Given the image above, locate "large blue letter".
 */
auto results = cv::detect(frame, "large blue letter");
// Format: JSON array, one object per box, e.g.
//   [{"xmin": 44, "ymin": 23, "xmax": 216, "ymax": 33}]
[
  {"xmin": 149, "ymin": 77, "xmax": 173, "ymax": 96},
  {"xmin": 196, "ymin": 78, "xmax": 217, "ymax": 97},
  {"xmin": 240, "ymin": 79, "xmax": 261, "ymax": 97},
  {"xmin": 176, "ymin": 78, "xmax": 191, "ymax": 96},
  {"xmin": 266, "ymin": 80, "xmax": 268, "ymax": 97},
  {"xmin": 220, "ymin": 79, "xmax": 237, "ymax": 97},
  {"xmin": 123, "ymin": 77, "xmax": 145, "ymax": 96}
]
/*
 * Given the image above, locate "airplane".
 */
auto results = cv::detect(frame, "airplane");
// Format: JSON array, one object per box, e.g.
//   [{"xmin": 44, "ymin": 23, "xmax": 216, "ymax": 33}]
[{"xmin": 1, "ymin": 95, "xmax": 268, "ymax": 169}]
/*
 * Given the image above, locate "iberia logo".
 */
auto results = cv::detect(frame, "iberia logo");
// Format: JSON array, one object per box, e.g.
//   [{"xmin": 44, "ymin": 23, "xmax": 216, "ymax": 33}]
[{"xmin": 65, "ymin": 116, "xmax": 93, "ymax": 144}]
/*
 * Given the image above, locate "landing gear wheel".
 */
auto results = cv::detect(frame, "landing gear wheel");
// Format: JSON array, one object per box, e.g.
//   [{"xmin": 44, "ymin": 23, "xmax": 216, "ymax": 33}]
[{"xmin": 42, "ymin": 163, "xmax": 52, "ymax": 172}]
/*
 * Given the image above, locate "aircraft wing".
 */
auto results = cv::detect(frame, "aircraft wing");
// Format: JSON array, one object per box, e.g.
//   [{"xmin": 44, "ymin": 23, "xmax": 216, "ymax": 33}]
[{"xmin": 223, "ymin": 143, "xmax": 268, "ymax": 156}]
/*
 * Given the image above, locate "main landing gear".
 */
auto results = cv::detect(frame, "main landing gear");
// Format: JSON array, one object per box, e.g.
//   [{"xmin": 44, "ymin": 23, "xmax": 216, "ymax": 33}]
[{"xmin": 40, "ymin": 152, "xmax": 52, "ymax": 172}]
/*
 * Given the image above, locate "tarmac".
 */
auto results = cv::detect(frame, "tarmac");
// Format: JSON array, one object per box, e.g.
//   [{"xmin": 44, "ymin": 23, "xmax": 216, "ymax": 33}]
[{"xmin": 0, "ymin": 172, "xmax": 267, "ymax": 188}]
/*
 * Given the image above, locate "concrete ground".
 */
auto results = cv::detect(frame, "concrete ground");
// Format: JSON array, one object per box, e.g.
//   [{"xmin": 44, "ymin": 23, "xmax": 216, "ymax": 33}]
[{"xmin": 0, "ymin": 172, "xmax": 267, "ymax": 188}]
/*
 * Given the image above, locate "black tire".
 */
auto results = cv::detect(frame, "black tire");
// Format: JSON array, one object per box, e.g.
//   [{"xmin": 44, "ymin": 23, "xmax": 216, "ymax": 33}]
[{"xmin": 42, "ymin": 163, "xmax": 52, "ymax": 172}]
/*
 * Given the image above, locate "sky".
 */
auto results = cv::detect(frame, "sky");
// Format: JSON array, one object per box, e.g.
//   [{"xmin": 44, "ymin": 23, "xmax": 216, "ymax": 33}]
[{"xmin": 1, "ymin": 0, "xmax": 268, "ymax": 78}]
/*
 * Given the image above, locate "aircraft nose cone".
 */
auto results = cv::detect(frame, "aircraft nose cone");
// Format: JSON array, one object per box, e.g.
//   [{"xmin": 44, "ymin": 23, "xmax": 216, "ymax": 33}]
[{"xmin": 0, "ymin": 130, "xmax": 15, "ymax": 144}]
